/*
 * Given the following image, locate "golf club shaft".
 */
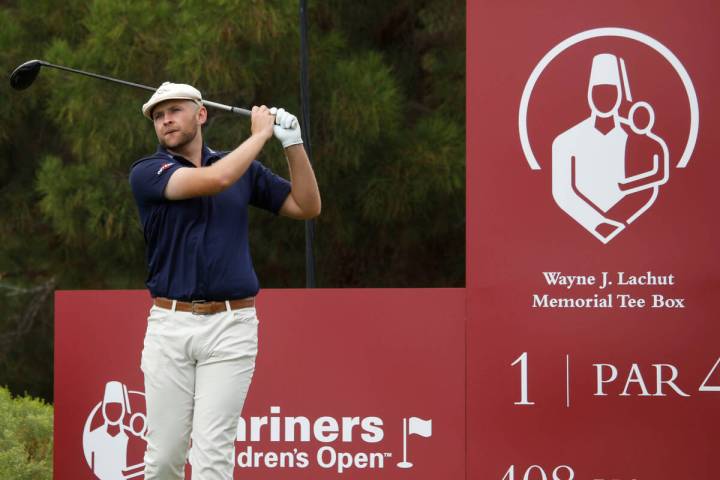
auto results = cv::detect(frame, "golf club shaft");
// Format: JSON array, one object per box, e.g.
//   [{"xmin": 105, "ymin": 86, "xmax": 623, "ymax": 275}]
[
  {"xmin": 41, "ymin": 61, "xmax": 251, "ymax": 117},
  {"xmin": 202, "ymin": 100, "xmax": 251, "ymax": 117}
]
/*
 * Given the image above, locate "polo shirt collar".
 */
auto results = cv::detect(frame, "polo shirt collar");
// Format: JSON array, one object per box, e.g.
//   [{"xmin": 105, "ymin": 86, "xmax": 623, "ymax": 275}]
[{"xmin": 155, "ymin": 144, "xmax": 222, "ymax": 166}]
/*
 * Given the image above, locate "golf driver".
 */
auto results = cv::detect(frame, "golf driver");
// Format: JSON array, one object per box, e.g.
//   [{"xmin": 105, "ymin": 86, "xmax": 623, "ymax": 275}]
[{"xmin": 9, "ymin": 59, "xmax": 251, "ymax": 117}]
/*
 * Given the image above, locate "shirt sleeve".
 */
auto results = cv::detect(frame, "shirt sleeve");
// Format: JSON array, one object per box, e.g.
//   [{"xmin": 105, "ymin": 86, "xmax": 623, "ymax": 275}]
[
  {"xmin": 129, "ymin": 157, "xmax": 184, "ymax": 205},
  {"xmin": 249, "ymin": 160, "xmax": 292, "ymax": 214}
]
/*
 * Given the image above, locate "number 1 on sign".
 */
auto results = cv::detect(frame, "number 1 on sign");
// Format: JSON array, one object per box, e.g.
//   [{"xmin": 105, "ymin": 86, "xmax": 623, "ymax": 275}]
[{"xmin": 511, "ymin": 352, "xmax": 535, "ymax": 405}]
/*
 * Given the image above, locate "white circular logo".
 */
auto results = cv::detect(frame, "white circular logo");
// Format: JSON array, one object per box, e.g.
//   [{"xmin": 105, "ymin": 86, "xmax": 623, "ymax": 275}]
[
  {"xmin": 82, "ymin": 381, "xmax": 147, "ymax": 479},
  {"xmin": 518, "ymin": 28, "xmax": 699, "ymax": 243}
]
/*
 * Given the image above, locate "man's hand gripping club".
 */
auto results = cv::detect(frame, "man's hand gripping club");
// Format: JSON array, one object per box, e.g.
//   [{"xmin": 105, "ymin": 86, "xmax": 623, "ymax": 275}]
[{"xmin": 270, "ymin": 107, "xmax": 303, "ymax": 148}]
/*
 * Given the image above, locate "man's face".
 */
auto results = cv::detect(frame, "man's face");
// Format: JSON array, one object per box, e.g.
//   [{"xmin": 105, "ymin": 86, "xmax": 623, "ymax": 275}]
[
  {"xmin": 152, "ymin": 99, "xmax": 206, "ymax": 150},
  {"xmin": 102, "ymin": 401, "xmax": 124, "ymax": 425},
  {"xmin": 589, "ymin": 84, "xmax": 621, "ymax": 117}
]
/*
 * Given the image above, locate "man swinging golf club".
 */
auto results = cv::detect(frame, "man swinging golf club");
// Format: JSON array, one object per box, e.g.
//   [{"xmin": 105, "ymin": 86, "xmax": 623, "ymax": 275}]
[{"xmin": 129, "ymin": 82, "xmax": 321, "ymax": 479}]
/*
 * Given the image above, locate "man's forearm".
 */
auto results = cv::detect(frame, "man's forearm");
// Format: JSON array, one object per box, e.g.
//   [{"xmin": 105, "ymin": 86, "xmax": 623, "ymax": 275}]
[
  {"xmin": 164, "ymin": 132, "xmax": 271, "ymax": 200},
  {"xmin": 286, "ymin": 144, "xmax": 321, "ymax": 215}
]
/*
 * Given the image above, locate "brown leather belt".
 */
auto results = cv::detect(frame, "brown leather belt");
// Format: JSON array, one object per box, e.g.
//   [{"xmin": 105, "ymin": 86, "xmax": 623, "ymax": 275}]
[{"xmin": 153, "ymin": 297, "xmax": 255, "ymax": 315}]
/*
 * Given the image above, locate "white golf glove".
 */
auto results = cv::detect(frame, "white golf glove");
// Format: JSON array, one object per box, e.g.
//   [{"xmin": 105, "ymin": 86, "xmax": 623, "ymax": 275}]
[{"xmin": 270, "ymin": 107, "xmax": 303, "ymax": 148}]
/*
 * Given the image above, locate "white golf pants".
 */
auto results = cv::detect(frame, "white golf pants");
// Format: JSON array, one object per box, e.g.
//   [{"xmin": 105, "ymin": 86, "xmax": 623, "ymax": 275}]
[{"xmin": 141, "ymin": 303, "xmax": 258, "ymax": 479}]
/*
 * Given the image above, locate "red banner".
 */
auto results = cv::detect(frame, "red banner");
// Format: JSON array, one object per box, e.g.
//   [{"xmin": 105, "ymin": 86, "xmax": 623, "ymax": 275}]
[
  {"xmin": 54, "ymin": 289, "xmax": 465, "ymax": 479},
  {"xmin": 467, "ymin": 1, "xmax": 720, "ymax": 479}
]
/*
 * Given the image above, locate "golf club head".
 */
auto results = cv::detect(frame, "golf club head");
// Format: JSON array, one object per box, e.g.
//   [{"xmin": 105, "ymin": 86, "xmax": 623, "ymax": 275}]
[{"xmin": 9, "ymin": 59, "xmax": 44, "ymax": 90}]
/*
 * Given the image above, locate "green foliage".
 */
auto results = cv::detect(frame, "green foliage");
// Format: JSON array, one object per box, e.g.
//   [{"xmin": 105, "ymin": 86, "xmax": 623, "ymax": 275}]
[
  {"xmin": 0, "ymin": 0, "xmax": 465, "ymax": 400},
  {"xmin": 322, "ymin": 51, "xmax": 402, "ymax": 169},
  {"xmin": 0, "ymin": 387, "xmax": 53, "ymax": 479}
]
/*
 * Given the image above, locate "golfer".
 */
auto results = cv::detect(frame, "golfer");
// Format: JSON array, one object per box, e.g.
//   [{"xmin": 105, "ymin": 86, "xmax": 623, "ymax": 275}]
[{"xmin": 129, "ymin": 82, "xmax": 320, "ymax": 479}]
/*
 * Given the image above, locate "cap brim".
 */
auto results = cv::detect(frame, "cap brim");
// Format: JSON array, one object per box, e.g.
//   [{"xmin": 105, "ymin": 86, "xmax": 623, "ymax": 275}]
[{"xmin": 143, "ymin": 97, "xmax": 202, "ymax": 119}]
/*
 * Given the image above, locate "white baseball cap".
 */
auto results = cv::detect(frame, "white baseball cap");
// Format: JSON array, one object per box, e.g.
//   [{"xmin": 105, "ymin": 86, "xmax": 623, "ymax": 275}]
[{"xmin": 142, "ymin": 82, "xmax": 203, "ymax": 119}]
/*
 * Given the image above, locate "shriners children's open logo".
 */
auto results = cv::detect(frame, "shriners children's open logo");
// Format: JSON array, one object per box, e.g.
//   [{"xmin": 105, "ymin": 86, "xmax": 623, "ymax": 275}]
[
  {"xmin": 518, "ymin": 28, "xmax": 699, "ymax": 243},
  {"xmin": 235, "ymin": 407, "xmax": 433, "ymax": 474},
  {"xmin": 82, "ymin": 385, "xmax": 433, "ymax": 477}
]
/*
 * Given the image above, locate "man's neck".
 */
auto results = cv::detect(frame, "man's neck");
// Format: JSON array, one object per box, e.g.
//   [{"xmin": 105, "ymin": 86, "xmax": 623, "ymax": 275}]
[
  {"xmin": 105, "ymin": 423, "xmax": 122, "ymax": 437},
  {"xmin": 592, "ymin": 114, "xmax": 618, "ymax": 135},
  {"xmin": 167, "ymin": 134, "xmax": 204, "ymax": 167}
]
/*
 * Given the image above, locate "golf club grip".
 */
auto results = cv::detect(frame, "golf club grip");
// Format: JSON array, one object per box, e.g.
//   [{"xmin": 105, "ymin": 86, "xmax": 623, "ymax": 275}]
[{"xmin": 202, "ymin": 100, "xmax": 251, "ymax": 117}]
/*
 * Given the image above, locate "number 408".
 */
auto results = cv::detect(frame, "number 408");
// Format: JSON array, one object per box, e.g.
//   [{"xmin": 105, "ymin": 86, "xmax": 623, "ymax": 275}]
[{"xmin": 503, "ymin": 464, "xmax": 574, "ymax": 480}]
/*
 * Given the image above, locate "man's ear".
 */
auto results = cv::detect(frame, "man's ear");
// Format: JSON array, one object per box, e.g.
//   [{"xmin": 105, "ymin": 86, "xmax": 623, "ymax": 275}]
[{"xmin": 197, "ymin": 104, "xmax": 208, "ymax": 126}]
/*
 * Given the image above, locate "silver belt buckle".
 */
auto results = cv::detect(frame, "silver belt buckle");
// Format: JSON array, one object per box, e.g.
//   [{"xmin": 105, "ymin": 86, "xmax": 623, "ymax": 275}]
[{"xmin": 191, "ymin": 300, "xmax": 207, "ymax": 315}]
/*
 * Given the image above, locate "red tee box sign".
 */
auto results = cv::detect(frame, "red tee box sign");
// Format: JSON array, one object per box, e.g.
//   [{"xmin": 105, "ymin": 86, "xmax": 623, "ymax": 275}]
[{"xmin": 467, "ymin": 2, "xmax": 720, "ymax": 479}]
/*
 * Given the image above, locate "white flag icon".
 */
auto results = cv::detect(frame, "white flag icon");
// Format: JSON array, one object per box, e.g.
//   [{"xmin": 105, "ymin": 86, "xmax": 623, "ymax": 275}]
[
  {"xmin": 397, "ymin": 417, "xmax": 433, "ymax": 469},
  {"xmin": 408, "ymin": 417, "xmax": 432, "ymax": 437}
]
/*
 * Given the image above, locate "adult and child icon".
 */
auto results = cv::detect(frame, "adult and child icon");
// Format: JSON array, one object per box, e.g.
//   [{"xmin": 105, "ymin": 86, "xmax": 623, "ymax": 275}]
[{"xmin": 552, "ymin": 53, "xmax": 669, "ymax": 243}]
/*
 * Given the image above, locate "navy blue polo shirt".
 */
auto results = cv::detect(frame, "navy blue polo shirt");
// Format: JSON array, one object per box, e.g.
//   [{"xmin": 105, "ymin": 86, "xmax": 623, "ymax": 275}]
[{"xmin": 129, "ymin": 145, "xmax": 291, "ymax": 301}]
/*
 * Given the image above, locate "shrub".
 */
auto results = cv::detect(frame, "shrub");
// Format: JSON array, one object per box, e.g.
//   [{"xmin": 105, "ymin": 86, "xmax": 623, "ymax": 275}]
[{"xmin": 0, "ymin": 387, "xmax": 53, "ymax": 479}]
